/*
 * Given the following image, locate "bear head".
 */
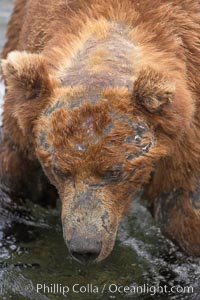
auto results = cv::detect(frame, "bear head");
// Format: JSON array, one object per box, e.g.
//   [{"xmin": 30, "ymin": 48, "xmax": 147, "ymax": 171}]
[{"xmin": 1, "ymin": 50, "xmax": 193, "ymax": 263}]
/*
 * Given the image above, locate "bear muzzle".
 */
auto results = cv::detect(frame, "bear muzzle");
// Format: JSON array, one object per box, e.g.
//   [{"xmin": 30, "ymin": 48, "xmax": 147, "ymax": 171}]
[{"xmin": 61, "ymin": 189, "xmax": 119, "ymax": 264}]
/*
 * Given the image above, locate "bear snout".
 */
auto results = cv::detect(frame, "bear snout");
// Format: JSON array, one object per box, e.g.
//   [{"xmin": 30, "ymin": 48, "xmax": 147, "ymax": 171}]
[
  {"xmin": 61, "ymin": 188, "xmax": 119, "ymax": 263},
  {"xmin": 67, "ymin": 234, "xmax": 102, "ymax": 264}
]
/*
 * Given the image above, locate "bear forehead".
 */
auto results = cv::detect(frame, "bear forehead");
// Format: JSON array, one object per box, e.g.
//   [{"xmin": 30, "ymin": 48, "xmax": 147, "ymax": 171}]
[{"xmin": 36, "ymin": 98, "xmax": 155, "ymax": 159}]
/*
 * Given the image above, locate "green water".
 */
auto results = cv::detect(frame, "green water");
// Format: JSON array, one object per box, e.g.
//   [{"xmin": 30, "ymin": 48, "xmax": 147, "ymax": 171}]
[{"xmin": 0, "ymin": 1, "xmax": 199, "ymax": 299}]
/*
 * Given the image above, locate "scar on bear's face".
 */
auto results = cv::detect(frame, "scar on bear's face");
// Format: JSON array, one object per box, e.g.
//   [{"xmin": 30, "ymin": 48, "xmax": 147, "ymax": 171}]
[
  {"xmin": 106, "ymin": 112, "xmax": 155, "ymax": 158},
  {"xmin": 124, "ymin": 120, "xmax": 155, "ymax": 159},
  {"xmin": 82, "ymin": 116, "xmax": 95, "ymax": 137}
]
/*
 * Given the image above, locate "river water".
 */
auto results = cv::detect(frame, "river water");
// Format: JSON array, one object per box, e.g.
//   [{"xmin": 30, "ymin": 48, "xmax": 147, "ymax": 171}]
[{"xmin": 0, "ymin": 1, "xmax": 200, "ymax": 300}]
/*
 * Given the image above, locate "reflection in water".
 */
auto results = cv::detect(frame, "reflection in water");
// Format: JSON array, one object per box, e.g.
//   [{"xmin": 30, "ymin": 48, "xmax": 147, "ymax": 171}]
[{"xmin": 0, "ymin": 1, "xmax": 200, "ymax": 300}]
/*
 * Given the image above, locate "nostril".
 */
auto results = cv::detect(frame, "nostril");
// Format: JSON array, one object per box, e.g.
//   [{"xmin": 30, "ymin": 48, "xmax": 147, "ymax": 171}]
[
  {"xmin": 68, "ymin": 237, "xmax": 102, "ymax": 264},
  {"xmin": 71, "ymin": 251, "xmax": 100, "ymax": 264}
]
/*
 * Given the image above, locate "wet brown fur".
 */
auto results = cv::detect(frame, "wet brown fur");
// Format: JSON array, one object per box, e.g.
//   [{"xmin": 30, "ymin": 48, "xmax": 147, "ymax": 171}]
[{"xmin": 1, "ymin": 0, "xmax": 200, "ymax": 259}]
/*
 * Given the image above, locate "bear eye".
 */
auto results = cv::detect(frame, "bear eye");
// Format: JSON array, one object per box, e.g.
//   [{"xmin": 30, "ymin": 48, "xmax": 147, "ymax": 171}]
[
  {"xmin": 104, "ymin": 170, "xmax": 121, "ymax": 180},
  {"xmin": 53, "ymin": 167, "xmax": 70, "ymax": 179}
]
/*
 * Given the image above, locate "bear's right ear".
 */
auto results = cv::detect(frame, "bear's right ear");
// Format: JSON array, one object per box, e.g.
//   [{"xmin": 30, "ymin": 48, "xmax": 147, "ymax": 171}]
[
  {"xmin": 1, "ymin": 51, "xmax": 54, "ymax": 101},
  {"xmin": 0, "ymin": 51, "xmax": 57, "ymax": 134}
]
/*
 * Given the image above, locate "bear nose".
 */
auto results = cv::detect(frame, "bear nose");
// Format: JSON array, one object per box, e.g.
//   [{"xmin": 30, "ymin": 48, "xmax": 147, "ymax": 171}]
[{"xmin": 68, "ymin": 236, "xmax": 102, "ymax": 264}]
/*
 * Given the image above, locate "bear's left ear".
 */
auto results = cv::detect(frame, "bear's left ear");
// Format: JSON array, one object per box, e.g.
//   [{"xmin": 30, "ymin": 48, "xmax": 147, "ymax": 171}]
[
  {"xmin": 1, "ymin": 50, "xmax": 54, "ymax": 100},
  {"xmin": 133, "ymin": 67, "xmax": 175, "ymax": 113}
]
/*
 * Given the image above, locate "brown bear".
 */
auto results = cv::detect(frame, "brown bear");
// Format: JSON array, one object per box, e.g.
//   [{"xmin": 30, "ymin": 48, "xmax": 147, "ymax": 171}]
[{"xmin": 1, "ymin": 0, "xmax": 200, "ymax": 264}]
